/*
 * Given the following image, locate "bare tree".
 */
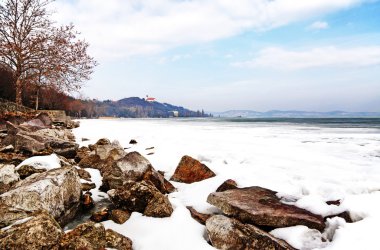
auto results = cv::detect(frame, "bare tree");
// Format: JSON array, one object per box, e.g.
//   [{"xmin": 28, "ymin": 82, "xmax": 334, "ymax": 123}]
[{"xmin": 0, "ymin": 0, "xmax": 97, "ymax": 106}]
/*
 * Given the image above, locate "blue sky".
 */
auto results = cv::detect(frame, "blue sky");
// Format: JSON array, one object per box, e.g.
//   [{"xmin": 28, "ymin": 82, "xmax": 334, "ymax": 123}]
[{"xmin": 53, "ymin": 0, "xmax": 380, "ymax": 112}]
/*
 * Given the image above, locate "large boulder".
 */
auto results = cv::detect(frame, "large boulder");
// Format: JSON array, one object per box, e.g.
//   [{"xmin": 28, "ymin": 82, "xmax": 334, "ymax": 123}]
[
  {"xmin": 101, "ymin": 151, "xmax": 169, "ymax": 194},
  {"xmin": 0, "ymin": 166, "xmax": 81, "ymax": 226},
  {"xmin": 207, "ymin": 186, "xmax": 325, "ymax": 231},
  {"xmin": 108, "ymin": 181, "xmax": 173, "ymax": 218},
  {"xmin": 170, "ymin": 155, "xmax": 216, "ymax": 183},
  {"xmin": 206, "ymin": 215, "xmax": 295, "ymax": 250},
  {"xmin": 0, "ymin": 210, "xmax": 63, "ymax": 249}
]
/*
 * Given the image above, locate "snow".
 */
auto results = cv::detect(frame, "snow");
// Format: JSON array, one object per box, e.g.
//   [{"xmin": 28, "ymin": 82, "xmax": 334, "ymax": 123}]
[
  {"xmin": 16, "ymin": 154, "xmax": 61, "ymax": 170},
  {"xmin": 84, "ymin": 168, "xmax": 108, "ymax": 202},
  {"xmin": 73, "ymin": 118, "xmax": 380, "ymax": 250}
]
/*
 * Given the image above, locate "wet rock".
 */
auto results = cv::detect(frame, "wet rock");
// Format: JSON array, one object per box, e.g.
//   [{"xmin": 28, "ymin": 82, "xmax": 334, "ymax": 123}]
[
  {"xmin": 129, "ymin": 139, "xmax": 137, "ymax": 144},
  {"xmin": 207, "ymin": 186, "xmax": 325, "ymax": 231},
  {"xmin": 82, "ymin": 192, "xmax": 95, "ymax": 210},
  {"xmin": 90, "ymin": 208, "xmax": 110, "ymax": 222},
  {"xmin": 206, "ymin": 215, "xmax": 295, "ymax": 250},
  {"xmin": 59, "ymin": 221, "xmax": 106, "ymax": 249},
  {"xmin": 216, "ymin": 179, "xmax": 238, "ymax": 192},
  {"xmin": 0, "ymin": 204, "xmax": 31, "ymax": 228},
  {"xmin": 0, "ymin": 210, "xmax": 63, "ymax": 249},
  {"xmin": 108, "ymin": 181, "xmax": 173, "ymax": 218},
  {"xmin": 0, "ymin": 166, "xmax": 81, "ymax": 227},
  {"xmin": 81, "ymin": 182, "xmax": 96, "ymax": 191},
  {"xmin": 186, "ymin": 206, "xmax": 212, "ymax": 225},
  {"xmin": 170, "ymin": 155, "xmax": 216, "ymax": 184},
  {"xmin": 76, "ymin": 168, "xmax": 92, "ymax": 181},
  {"xmin": 110, "ymin": 209, "xmax": 131, "ymax": 224},
  {"xmin": 106, "ymin": 229, "xmax": 133, "ymax": 250},
  {"xmin": 16, "ymin": 165, "xmax": 46, "ymax": 179},
  {"xmin": 82, "ymin": 137, "xmax": 89, "ymax": 141}
]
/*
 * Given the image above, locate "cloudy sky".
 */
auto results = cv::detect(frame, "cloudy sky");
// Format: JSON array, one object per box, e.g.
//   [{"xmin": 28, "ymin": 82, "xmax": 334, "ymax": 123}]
[{"xmin": 53, "ymin": 0, "xmax": 380, "ymax": 112}]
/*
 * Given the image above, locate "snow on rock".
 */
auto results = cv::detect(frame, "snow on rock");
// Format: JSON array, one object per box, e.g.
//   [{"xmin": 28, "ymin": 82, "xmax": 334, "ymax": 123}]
[
  {"xmin": 16, "ymin": 154, "xmax": 61, "ymax": 170},
  {"xmin": 0, "ymin": 166, "xmax": 81, "ymax": 226},
  {"xmin": 271, "ymin": 226, "xmax": 327, "ymax": 250},
  {"xmin": 206, "ymin": 214, "xmax": 295, "ymax": 250}
]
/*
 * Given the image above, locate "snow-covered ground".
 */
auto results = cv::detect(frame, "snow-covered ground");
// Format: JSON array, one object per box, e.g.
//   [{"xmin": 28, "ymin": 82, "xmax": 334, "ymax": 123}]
[{"xmin": 73, "ymin": 118, "xmax": 380, "ymax": 250}]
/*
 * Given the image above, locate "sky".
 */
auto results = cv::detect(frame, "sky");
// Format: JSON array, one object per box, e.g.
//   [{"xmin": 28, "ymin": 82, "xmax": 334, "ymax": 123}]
[{"xmin": 52, "ymin": 0, "xmax": 380, "ymax": 112}]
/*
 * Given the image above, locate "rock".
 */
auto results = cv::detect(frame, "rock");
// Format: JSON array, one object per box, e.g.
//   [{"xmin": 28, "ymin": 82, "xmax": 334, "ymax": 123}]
[
  {"xmin": 0, "ymin": 145, "xmax": 14, "ymax": 153},
  {"xmin": 206, "ymin": 215, "xmax": 295, "ymax": 250},
  {"xmin": 96, "ymin": 138, "xmax": 111, "ymax": 145},
  {"xmin": 76, "ymin": 168, "xmax": 92, "ymax": 181},
  {"xmin": 129, "ymin": 139, "xmax": 137, "ymax": 144},
  {"xmin": 1, "ymin": 122, "xmax": 79, "ymax": 158},
  {"xmin": 16, "ymin": 165, "xmax": 46, "ymax": 179},
  {"xmin": 78, "ymin": 140, "xmax": 125, "ymax": 170},
  {"xmin": 0, "ymin": 152, "xmax": 27, "ymax": 165},
  {"xmin": 326, "ymin": 200, "xmax": 341, "ymax": 206},
  {"xmin": 207, "ymin": 186, "xmax": 325, "ymax": 231},
  {"xmin": 0, "ymin": 204, "xmax": 31, "ymax": 228},
  {"xmin": 163, "ymin": 178, "xmax": 176, "ymax": 193},
  {"xmin": 46, "ymin": 139, "xmax": 78, "ymax": 159},
  {"xmin": 0, "ymin": 164, "xmax": 19, "ymax": 186},
  {"xmin": 35, "ymin": 127, "xmax": 76, "ymax": 142},
  {"xmin": 186, "ymin": 206, "xmax": 212, "ymax": 225},
  {"xmin": 0, "ymin": 210, "xmax": 63, "ymax": 249},
  {"xmin": 101, "ymin": 152, "xmax": 168, "ymax": 193},
  {"xmin": 75, "ymin": 146, "xmax": 91, "ymax": 163},
  {"xmin": 82, "ymin": 137, "xmax": 89, "ymax": 141},
  {"xmin": 35, "ymin": 112, "xmax": 52, "ymax": 127},
  {"xmin": 170, "ymin": 155, "xmax": 216, "ymax": 184},
  {"xmin": 82, "ymin": 192, "xmax": 95, "ymax": 210},
  {"xmin": 106, "ymin": 229, "xmax": 133, "ymax": 250},
  {"xmin": 79, "ymin": 154, "xmax": 102, "ymax": 169},
  {"xmin": 108, "ymin": 181, "xmax": 173, "ymax": 218},
  {"xmin": 81, "ymin": 182, "xmax": 96, "ymax": 191},
  {"xmin": 90, "ymin": 208, "xmax": 110, "ymax": 222},
  {"xmin": 110, "ymin": 209, "xmax": 131, "ymax": 224},
  {"xmin": 216, "ymin": 179, "xmax": 238, "ymax": 192},
  {"xmin": 0, "ymin": 166, "xmax": 81, "ymax": 227},
  {"xmin": 59, "ymin": 221, "xmax": 106, "ymax": 249}
]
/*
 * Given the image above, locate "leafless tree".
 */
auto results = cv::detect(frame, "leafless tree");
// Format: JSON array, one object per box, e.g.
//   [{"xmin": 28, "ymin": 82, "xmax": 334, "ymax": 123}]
[{"xmin": 0, "ymin": 0, "xmax": 97, "ymax": 107}]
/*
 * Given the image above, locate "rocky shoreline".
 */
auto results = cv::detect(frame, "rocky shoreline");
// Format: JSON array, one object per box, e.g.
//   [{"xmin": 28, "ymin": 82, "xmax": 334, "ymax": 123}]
[{"xmin": 0, "ymin": 113, "xmax": 353, "ymax": 249}]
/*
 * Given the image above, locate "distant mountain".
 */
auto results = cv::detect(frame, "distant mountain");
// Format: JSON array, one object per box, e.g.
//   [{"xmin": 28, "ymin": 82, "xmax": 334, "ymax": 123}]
[
  {"xmin": 213, "ymin": 110, "xmax": 380, "ymax": 118},
  {"xmin": 95, "ymin": 97, "xmax": 210, "ymax": 118}
]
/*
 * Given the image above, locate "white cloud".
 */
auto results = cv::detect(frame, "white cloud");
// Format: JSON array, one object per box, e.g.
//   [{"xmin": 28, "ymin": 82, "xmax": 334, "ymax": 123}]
[
  {"xmin": 232, "ymin": 46, "xmax": 380, "ymax": 70},
  {"xmin": 308, "ymin": 21, "xmax": 329, "ymax": 30},
  {"xmin": 52, "ymin": 0, "xmax": 373, "ymax": 59}
]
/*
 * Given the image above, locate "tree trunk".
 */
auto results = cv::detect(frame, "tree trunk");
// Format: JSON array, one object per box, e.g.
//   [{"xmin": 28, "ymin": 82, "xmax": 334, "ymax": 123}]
[
  {"xmin": 35, "ymin": 87, "xmax": 40, "ymax": 110},
  {"xmin": 15, "ymin": 77, "xmax": 23, "ymax": 105}
]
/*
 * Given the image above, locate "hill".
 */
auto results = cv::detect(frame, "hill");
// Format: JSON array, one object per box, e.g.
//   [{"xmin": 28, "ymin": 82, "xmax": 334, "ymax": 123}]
[
  {"xmin": 213, "ymin": 110, "xmax": 380, "ymax": 118},
  {"xmin": 94, "ymin": 97, "xmax": 210, "ymax": 118}
]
